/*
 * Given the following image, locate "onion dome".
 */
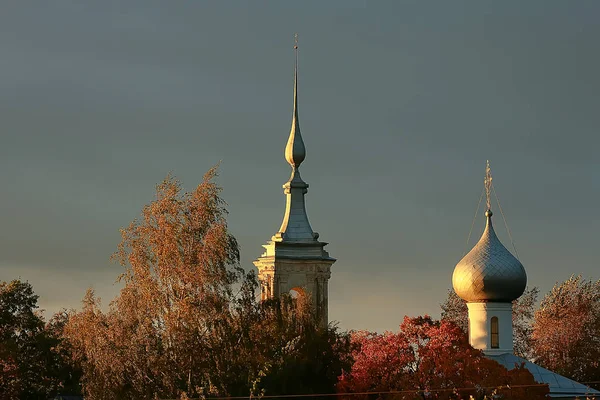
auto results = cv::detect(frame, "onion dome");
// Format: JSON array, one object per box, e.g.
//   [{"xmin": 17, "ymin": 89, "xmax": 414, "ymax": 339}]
[
  {"xmin": 452, "ymin": 162, "xmax": 527, "ymax": 303},
  {"xmin": 453, "ymin": 209, "xmax": 527, "ymax": 303}
]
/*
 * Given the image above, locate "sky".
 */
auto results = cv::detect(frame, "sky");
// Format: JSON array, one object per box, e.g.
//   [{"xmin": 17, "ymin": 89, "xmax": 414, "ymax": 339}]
[{"xmin": 1, "ymin": 1, "xmax": 598, "ymax": 332}]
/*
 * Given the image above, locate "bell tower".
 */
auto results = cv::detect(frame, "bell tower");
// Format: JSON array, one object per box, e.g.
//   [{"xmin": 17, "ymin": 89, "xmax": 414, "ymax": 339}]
[{"xmin": 254, "ymin": 36, "xmax": 335, "ymax": 327}]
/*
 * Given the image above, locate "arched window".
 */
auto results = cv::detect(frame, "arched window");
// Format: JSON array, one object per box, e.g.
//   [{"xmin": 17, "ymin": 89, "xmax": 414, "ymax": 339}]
[
  {"xmin": 289, "ymin": 287, "xmax": 305, "ymax": 299},
  {"xmin": 491, "ymin": 316, "xmax": 499, "ymax": 348}
]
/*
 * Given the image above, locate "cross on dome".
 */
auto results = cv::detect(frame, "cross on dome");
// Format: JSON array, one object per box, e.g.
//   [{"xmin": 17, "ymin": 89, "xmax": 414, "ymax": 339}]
[
  {"xmin": 452, "ymin": 161, "xmax": 527, "ymax": 303},
  {"xmin": 485, "ymin": 160, "xmax": 492, "ymax": 212}
]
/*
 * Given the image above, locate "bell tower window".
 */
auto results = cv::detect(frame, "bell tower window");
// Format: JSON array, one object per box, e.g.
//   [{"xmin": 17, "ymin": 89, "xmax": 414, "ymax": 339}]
[{"xmin": 490, "ymin": 316, "xmax": 499, "ymax": 348}]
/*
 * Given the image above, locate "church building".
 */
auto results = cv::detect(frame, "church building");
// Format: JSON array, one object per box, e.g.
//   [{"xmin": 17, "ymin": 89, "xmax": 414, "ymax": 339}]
[
  {"xmin": 253, "ymin": 41, "xmax": 335, "ymax": 327},
  {"xmin": 453, "ymin": 162, "xmax": 599, "ymax": 399},
  {"xmin": 255, "ymin": 44, "xmax": 599, "ymax": 398}
]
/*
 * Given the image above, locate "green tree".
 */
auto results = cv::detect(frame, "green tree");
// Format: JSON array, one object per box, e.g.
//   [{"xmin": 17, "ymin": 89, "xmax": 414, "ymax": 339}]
[
  {"xmin": 248, "ymin": 296, "xmax": 352, "ymax": 399},
  {"xmin": 0, "ymin": 280, "xmax": 80, "ymax": 399},
  {"xmin": 44, "ymin": 310, "xmax": 83, "ymax": 396}
]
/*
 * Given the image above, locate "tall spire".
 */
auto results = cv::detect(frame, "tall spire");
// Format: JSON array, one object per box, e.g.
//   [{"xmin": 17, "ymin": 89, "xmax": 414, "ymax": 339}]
[
  {"xmin": 254, "ymin": 38, "xmax": 335, "ymax": 328},
  {"xmin": 284, "ymin": 33, "xmax": 306, "ymax": 173},
  {"xmin": 274, "ymin": 34, "xmax": 316, "ymax": 242}
]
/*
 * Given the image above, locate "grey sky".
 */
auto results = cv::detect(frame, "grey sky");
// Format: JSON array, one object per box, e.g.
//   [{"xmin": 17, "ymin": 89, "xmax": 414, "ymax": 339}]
[{"xmin": 1, "ymin": 1, "xmax": 598, "ymax": 332}]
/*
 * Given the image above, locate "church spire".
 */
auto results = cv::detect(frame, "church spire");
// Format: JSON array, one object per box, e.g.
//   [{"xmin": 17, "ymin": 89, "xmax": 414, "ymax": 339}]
[
  {"xmin": 274, "ymin": 34, "xmax": 316, "ymax": 242},
  {"xmin": 284, "ymin": 33, "xmax": 306, "ymax": 173},
  {"xmin": 254, "ymin": 37, "xmax": 335, "ymax": 328}
]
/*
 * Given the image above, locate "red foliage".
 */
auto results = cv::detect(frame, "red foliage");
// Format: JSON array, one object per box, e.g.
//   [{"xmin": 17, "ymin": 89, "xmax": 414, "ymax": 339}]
[
  {"xmin": 0, "ymin": 348, "xmax": 20, "ymax": 399},
  {"xmin": 338, "ymin": 316, "xmax": 548, "ymax": 400}
]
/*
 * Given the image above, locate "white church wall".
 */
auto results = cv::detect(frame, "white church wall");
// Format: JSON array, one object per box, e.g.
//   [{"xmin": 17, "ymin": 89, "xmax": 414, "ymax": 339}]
[{"xmin": 467, "ymin": 302, "xmax": 513, "ymax": 355}]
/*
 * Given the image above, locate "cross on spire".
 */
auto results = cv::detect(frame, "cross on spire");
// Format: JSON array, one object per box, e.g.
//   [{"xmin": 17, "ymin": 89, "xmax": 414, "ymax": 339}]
[
  {"xmin": 294, "ymin": 34, "xmax": 299, "ymax": 73},
  {"xmin": 485, "ymin": 160, "xmax": 493, "ymax": 212}
]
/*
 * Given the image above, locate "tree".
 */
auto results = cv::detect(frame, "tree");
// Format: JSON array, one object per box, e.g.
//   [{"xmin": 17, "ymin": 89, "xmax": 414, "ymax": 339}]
[
  {"xmin": 44, "ymin": 310, "xmax": 83, "ymax": 396},
  {"xmin": 0, "ymin": 280, "xmax": 80, "ymax": 399},
  {"xmin": 65, "ymin": 167, "xmax": 350, "ymax": 399},
  {"xmin": 532, "ymin": 275, "xmax": 600, "ymax": 387},
  {"xmin": 248, "ymin": 295, "xmax": 352, "ymax": 399},
  {"xmin": 440, "ymin": 289, "xmax": 468, "ymax": 333},
  {"xmin": 440, "ymin": 287, "xmax": 538, "ymax": 359},
  {"xmin": 512, "ymin": 287, "xmax": 539, "ymax": 359},
  {"xmin": 66, "ymin": 167, "xmax": 248, "ymax": 399},
  {"xmin": 0, "ymin": 345, "xmax": 19, "ymax": 399},
  {"xmin": 337, "ymin": 316, "xmax": 548, "ymax": 400}
]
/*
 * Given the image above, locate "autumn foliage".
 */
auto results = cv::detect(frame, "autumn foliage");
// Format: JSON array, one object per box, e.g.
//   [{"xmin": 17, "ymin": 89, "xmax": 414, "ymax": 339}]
[
  {"xmin": 338, "ymin": 316, "xmax": 548, "ymax": 400},
  {"xmin": 65, "ymin": 167, "xmax": 248, "ymax": 398},
  {"xmin": 63, "ymin": 168, "xmax": 350, "ymax": 399},
  {"xmin": 7, "ymin": 168, "xmax": 596, "ymax": 399},
  {"xmin": 441, "ymin": 276, "xmax": 600, "ymax": 391},
  {"xmin": 532, "ymin": 275, "xmax": 600, "ymax": 388}
]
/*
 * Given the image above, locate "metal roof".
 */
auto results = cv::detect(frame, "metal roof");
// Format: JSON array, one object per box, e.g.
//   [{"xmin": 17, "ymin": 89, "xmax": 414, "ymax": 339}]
[
  {"xmin": 488, "ymin": 353, "xmax": 600, "ymax": 398},
  {"xmin": 453, "ymin": 211, "xmax": 527, "ymax": 302}
]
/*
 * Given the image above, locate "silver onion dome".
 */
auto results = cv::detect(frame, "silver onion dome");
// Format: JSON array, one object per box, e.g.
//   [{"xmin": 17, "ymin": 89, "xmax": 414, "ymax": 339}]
[{"xmin": 452, "ymin": 210, "xmax": 527, "ymax": 303}]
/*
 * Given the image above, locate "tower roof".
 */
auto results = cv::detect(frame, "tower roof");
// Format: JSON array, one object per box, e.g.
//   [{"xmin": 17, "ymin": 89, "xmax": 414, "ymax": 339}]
[
  {"xmin": 255, "ymin": 36, "xmax": 334, "ymax": 263},
  {"xmin": 452, "ymin": 162, "xmax": 527, "ymax": 303},
  {"xmin": 489, "ymin": 353, "xmax": 600, "ymax": 398}
]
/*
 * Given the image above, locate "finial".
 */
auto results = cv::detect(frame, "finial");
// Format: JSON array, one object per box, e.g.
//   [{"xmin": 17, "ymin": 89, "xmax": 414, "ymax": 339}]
[
  {"xmin": 284, "ymin": 33, "xmax": 306, "ymax": 170},
  {"xmin": 293, "ymin": 33, "xmax": 299, "ymax": 123},
  {"xmin": 485, "ymin": 160, "xmax": 493, "ymax": 212}
]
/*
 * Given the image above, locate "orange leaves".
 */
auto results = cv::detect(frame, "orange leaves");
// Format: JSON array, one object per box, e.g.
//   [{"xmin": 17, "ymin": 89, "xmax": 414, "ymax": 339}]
[
  {"xmin": 109, "ymin": 167, "xmax": 241, "ymax": 319},
  {"xmin": 532, "ymin": 275, "xmax": 600, "ymax": 386},
  {"xmin": 65, "ymin": 166, "xmax": 250, "ymax": 399}
]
